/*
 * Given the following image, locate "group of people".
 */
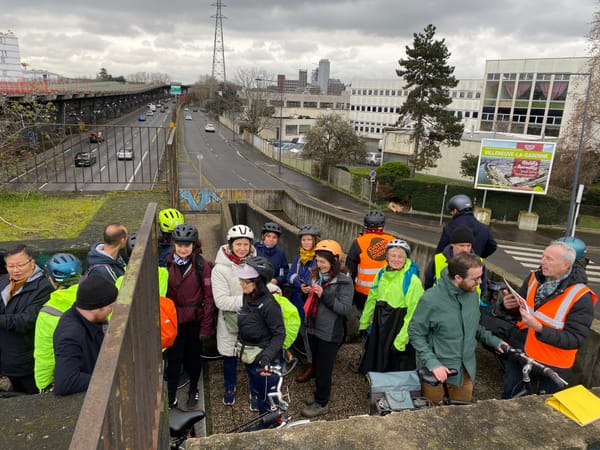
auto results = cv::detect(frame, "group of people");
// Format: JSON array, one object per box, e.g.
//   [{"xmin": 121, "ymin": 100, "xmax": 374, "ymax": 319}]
[{"xmin": 1, "ymin": 196, "xmax": 596, "ymax": 422}]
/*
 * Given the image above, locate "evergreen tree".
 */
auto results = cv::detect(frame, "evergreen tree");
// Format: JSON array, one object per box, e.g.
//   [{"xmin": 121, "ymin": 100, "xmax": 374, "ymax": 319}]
[{"xmin": 396, "ymin": 24, "xmax": 464, "ymax": 176}]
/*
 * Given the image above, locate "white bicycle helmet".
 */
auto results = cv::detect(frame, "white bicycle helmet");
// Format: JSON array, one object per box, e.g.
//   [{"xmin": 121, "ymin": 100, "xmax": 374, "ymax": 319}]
[
  {"xmin": 227, "ymin": 225, "xmax": 254, "ymax": 243},
  {"xmin": 386, "ymin": 239, "xmax": 411, "ymax": 257}
]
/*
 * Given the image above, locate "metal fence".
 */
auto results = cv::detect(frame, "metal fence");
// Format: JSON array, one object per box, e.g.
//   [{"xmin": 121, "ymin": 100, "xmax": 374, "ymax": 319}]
[
  {"xmin": 69, "ymin": 203, "xmax": 166, "ymax": 449},
  {"xmin": 1, "ymin": 124, "xmax": 170, "ymax": 189}
]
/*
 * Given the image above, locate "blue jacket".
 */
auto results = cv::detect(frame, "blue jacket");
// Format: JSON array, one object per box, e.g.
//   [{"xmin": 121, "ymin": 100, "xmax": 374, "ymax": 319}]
[
  {"xmin": 53, "ymin": 307, "xmax": 106, "ymax": 396},
  {"xmin": 255, "ymin": 242, "xmax": 289, "ymax": 286},
  {"xmin": 436, "ymin": 212, "xmax": 497, "ymax": 258},
  {"xmin": 287, "ymin": 254, "xmax": 316, "ymax": 318},
  {"xmin": 85, "ymin": 243, "xmax": 126, "ymax": 283}
]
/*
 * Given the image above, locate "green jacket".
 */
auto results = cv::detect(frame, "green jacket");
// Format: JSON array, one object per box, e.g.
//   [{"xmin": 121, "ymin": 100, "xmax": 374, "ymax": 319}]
[
  {"xmin": 359, "ymin": 260, "xmax": 424, "ymax": 351},
  {"xmin": 34, "ymin": 284, "xmax": 78, "ymax": 390},
  {"xmin": 408, "ymin": 267, "xmax": 502, "ymax": 387}
]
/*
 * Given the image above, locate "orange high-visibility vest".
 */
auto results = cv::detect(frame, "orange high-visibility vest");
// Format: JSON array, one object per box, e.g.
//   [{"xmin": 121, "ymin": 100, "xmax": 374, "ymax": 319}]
[
  {"xmin": 519, "ymin": 274, "xmax": 596, "ymax": 368},
  {"xmin": 354, "ymin": 232, "xmax": 396, "ymax": 295}
]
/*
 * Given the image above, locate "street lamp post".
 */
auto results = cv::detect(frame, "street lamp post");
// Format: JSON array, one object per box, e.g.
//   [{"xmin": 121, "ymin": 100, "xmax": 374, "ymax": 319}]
[
  {"xmin": 565, "ymin": 72, "xmax": 592, "ymax": 237},
  {"xmin": 256, "ymin": 77, "xmax": 283, "ymax": 175}
]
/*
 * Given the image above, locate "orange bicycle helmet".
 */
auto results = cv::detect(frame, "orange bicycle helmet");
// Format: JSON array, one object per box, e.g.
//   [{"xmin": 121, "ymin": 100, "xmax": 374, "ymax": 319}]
[{"xmin": 314, "ymin": 240, "xmax": 343, "ymax": 259}]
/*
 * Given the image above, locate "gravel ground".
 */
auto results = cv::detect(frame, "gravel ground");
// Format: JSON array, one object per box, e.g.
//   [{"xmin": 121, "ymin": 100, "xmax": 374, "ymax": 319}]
[{"xmin": 199, "ymin": 339, "xmax": 505, "ymax": 436}]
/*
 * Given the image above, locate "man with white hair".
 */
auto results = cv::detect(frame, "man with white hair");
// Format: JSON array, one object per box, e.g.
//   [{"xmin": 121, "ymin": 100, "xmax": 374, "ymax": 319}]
[{"xmin": 501, "ymin": 241, "xmax": 596, "ymax": 398}]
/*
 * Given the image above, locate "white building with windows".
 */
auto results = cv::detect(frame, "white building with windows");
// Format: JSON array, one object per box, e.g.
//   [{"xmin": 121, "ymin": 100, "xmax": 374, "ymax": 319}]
[
  {"xmin": 479, "ymin": 57, "xmax": 589, "ymax": 138},
  {"xmin": 0, "ymin": 31, "xmax": 22, "ymax": 81},
  {"xmin": 347, "ymin": 78, "xmax": 483, "ymax": 139}
]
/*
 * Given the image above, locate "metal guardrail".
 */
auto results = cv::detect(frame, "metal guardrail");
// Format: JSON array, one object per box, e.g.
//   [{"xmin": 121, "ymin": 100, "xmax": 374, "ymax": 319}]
[{"xmin": 69, "ymin": 203, "xmax": 166, "ymax": 449}]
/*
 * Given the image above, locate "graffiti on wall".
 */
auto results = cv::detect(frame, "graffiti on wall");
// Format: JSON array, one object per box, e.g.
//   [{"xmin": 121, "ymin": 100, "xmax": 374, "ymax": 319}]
[{"xmin": 180, "ymin": 189, "xmax": 222, "ymax": 211}]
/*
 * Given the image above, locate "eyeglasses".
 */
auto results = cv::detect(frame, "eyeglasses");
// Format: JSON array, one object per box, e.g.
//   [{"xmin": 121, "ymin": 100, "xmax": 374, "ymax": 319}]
[
  {"xmin": 465, "ymin": 275, "xmax": 482, "ymax": 282},
  {"xmin": 6, "ymin": 259, "xmax": 33, "ymax": 270}
]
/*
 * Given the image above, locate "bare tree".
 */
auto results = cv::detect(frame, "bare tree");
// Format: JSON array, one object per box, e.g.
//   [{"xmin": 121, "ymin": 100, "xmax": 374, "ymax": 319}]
[
  {"xmin": 234, "ymin": 68, "xmax": 274, "ymax": 135},
  {"xmin": 553, "ymin": 5, "xmax": 600, "ymax": 189}
]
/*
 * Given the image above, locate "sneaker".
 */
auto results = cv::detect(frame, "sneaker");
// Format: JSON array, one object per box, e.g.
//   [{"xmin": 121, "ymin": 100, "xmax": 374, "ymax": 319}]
[
  {"xmin": 168, "ymin": 398, "xmax": 178, "ymax": 409},
  {"xmin": 250, "ymin": 394, "xmax": 259, "ymax": 412},
  {"xmin": 223, "ymin": 387, "xmax": 236, "ymax": 406},
  {"xmin": 187, "ymin": 389, "xmax": 199, "ymax": 409},
  {"xmin": 301, "ymin": 401, "xmax": 329, "ymax": 418},
  {"xmin": 177, "ymin": 372, "xmax": 190, "ymax": 389}
]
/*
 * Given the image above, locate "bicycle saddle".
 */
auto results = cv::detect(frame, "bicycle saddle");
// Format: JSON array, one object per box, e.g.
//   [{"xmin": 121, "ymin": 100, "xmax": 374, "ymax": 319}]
[
  {"xmin": 418, "ymin": 367, "xmax": 459, "ymax": 386},
  {"xmin": 169, "ymin": 408, "xmax": 205, "ymax": 436}
]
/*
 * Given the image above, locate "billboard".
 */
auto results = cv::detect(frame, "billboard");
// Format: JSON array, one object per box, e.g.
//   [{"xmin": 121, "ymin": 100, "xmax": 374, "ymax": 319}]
[{"xmin": 474, "ymin": 139, "xmax": 556, "ymax": 195}]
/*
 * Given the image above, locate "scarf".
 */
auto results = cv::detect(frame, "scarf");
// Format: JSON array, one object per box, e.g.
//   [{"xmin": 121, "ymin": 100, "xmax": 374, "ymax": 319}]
[
  {"xmin": 222, "ymin": 247, "xmax": 246, "ymax": 266},
  {"xmin": 173, "ymin": 254, "xmax": 189, "ymax": 266},
  {"xmin": 299, "ymin": 247, "xmax": 316, "ymax": 265},
  {"xmin": 8, "ymin": 278, "xmax": 27, "ymax": 301},
  {"xmin": 535, "ymin": 272, "xmax": 569, "ymax": 308}
]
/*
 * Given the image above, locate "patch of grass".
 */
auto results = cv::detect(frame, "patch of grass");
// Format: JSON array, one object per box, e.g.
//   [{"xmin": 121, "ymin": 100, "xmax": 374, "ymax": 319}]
[
  {"xmin": 576, "ymin": 215, "xmax": 600, "ymax": 230},
  {"xmin": 0, "ymin": 191, "xmax": 105, "ymax": 240}
]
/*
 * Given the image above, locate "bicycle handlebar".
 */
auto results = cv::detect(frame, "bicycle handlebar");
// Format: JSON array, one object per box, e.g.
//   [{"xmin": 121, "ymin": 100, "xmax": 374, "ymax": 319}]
[
  {"xmin": 503, "ymin": 345, "xmax": 568, "ymax": 388},
  {"xmin": 256, "ymin": 356, "xmax": 298, "ymax": 378}
]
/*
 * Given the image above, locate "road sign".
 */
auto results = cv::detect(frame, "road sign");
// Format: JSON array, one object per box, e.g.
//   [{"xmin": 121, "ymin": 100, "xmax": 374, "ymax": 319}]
[
  {"xmin": 370, "ymin": 170, "xmax": 376, "ymax": 178},
  {"xmin": 170, "ymin": 85, "xmax": 182, "ymax": 95}
]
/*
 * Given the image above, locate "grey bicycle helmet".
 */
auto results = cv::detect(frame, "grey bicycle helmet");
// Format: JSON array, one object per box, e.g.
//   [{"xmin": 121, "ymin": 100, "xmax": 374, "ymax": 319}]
[
  {"xmin": 127, "ymin": 232, "xmax": 138, "ymax": 255},
  {"xmin": 298, "ymin": 224, "xmax": 321, "ymax": 237},
  {"xmin": 364, "ymin": 210, "xmax": 385, "ymax": 228},
  {"xmin": 227, "ymin": 225, "xmax": 254, "ymax": 243},
  {"xmin": 172, "ymin": 224, "xmax": 199, "ymax": 243},
  {"xmin": 448, "ymin": 194, "xmax": 473, "ymax": 212},
  {"xmin": 386, "ymin": 239, "xmax": 411, "ymax": 257},
  {"xmin": 245, "ymin": 256, "xmax": 274, "ymax": 284},
  {"xmin": 556, "ymin": 236, "xmax": 587, "ymax": 260},
  {"xmin": 262, "ymin": 222, "xmax": 282, "ymax": 236}
]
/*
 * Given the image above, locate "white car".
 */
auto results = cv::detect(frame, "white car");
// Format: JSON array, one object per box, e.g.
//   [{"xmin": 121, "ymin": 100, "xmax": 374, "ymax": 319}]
[
  {"xmin": 147, "ymin": 111, "xmax": 154, "ymax": 116},
  {"xmin": 205, "ymin": 123, "xmax": 216, "ymax": 132},
  {"xmin": 185, "ymin": 115, "xmax": 193, "ymax": 121},
  {"xmin": 116, "ymin": 147, "xmax": 134, "ymax": 160}
]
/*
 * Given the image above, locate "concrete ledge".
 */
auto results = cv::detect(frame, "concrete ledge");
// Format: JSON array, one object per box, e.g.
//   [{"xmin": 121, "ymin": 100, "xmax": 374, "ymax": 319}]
[{"xmin": 191, "ymin": 389, "xmax": 600, "ymax": 449}]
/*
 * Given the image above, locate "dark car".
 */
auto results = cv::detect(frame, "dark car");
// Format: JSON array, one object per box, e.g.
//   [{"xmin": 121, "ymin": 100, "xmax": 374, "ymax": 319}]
[{"xmin": 74, "ymin": 151, "xmax": 97, "ymax": 167}]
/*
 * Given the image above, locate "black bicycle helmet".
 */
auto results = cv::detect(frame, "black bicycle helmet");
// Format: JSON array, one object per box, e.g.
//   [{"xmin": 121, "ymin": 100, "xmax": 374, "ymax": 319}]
[
  {"xmin": 46, "ymin": 253, "xmax": 82, "ymax": 284},
  {"xmin": 448, "ymin": 194, "xmax": 473, "ymax": 213},
  {"xmin": 364, "ymin": 210, "xmax": 385, "ymax": 228},
  {"xmin": 127, "ymin": 232, "xmax": 138, "ymax": 256},
  {"xmin": 245, "ymin": 256, "xmax": 274, "ymax": 284},
  {"xmin": 262, "ymin": 222, "xmax": 282, "ymax": 236},
  {"xmin": 298, "ymin": 224, "xmax": 321, "ymax": 237},
  {"xmin": 172, "ymin": 224, "xmax": 199, "ymax": 243}
]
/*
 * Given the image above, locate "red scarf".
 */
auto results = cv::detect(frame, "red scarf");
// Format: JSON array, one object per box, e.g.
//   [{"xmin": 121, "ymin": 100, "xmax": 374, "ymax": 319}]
[{"xmin": 222, "ymin": 247, "xmax": 246, "ymax": 266}]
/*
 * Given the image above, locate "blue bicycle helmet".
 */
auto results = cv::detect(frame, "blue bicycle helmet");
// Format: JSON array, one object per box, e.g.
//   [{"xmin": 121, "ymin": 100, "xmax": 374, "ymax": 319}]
[
  {"xmin": 46, "ymin": 253, "xmax": 82, "ymax": 285},
  {"xmin": 556, "ymin": 236, "xmax": 587, "ymax": 260}
]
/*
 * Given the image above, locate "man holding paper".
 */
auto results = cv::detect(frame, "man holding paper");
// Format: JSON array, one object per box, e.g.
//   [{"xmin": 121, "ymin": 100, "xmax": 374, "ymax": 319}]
[{"xmin": 501, "ymin": 241, "xmax": 597, "ymax": 398}]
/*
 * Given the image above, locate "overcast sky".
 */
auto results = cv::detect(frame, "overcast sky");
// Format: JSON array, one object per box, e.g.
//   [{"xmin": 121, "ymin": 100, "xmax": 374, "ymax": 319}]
[{"xmin": 2, "ymin": 1, "xmax": 596, "ymax": 85}]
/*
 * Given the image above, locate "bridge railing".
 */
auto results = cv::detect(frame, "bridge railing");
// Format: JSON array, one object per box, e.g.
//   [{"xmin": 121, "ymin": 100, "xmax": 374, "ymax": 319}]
[{"xmin": 69, "ymin": 203, "xmax": 167, "ymax": 449}]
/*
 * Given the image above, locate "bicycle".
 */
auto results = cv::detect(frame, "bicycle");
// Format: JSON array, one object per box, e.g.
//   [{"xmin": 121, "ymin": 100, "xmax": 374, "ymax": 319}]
[
  {"xmin": 503, "ymin": 345, "xmax": 568, "ymax": 398},
  {"xmin": 417, "ymin": 367, "xmax": 472, "ymax": 406},
  {"xmin": 169, "ymin": 408, "xmax": 205, "ymax": 449},
  {"xmin": 228, "ymin": 356, "xmax": 310, "ymax": 433}
]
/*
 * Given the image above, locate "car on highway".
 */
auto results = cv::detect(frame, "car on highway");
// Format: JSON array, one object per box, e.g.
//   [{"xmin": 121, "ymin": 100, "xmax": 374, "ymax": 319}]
[
  {"xmin": 138, "ymin": 115, "xmax": 146, "ymax": 121},
  {"xmin": 160, "ymin": 108, "xmax": 166, "ymax": 113},
  {"xmin": 366, "ymin": 152, "xmax": 382, "ymax": 166},
  {"xmin": 147, "ymin": 111, "xmax": 154, "ymax": 116},
  {"xmin": 184, "ymin": 107, "xmax": 189, "ymax": 112},
  {"xmin": 74, "ymin": 151, "xmax": 97, "ymax": 167},
  {"xmin": 192, "ymin": 108, "xmax": 198, "ymax": 112},
  {"xmin": 185, "ymin": 114, "xmax": 193, "ymax": 121},
  {"xmin": 205, "ymin": 123, "xmax": 216, "ymax": 132},
  {"xmin": 116, "ymin": 147, "xmax": 134, "ymax": 160}
]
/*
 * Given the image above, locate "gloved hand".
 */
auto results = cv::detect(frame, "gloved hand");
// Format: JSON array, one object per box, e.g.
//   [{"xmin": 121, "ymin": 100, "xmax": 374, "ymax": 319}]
[{"xmin": 359, "ymin": 329, "xmax": 368, "ymax": 341}]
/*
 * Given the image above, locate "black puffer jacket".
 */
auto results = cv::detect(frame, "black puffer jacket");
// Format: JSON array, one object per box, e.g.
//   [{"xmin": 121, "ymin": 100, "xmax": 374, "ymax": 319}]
[
  {"xmin": 237, "ymin": 283, "xmax": 285, "ymax": 366},
  {"xmin": 0, "ymin": 266, "xmax": 54, "ymax": 376},
  {"xmin": 436, "ymin": 212, "xmax": 497, "ymax": 258}
]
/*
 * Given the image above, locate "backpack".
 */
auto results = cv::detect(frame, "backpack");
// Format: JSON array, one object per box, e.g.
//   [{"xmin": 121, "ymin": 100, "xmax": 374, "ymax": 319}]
[
  {"xmin": 272, "ymin": 293, "xmax": 301, "ymax": 349},
  {"xmin": 160, "ymin": 296, "xmax": 178, "ymax": 349},
  {"xmin": 373, "ymin": 260, "xmax": 420, "ymax": 297}
]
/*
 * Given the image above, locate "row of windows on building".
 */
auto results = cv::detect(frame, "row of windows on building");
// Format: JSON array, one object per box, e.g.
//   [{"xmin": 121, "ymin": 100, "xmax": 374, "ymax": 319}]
[
  {"xmin": 351, "ymin": 87, "xmax": 481, "ymax": 99},
  {"xmin": 271, "ymin": 100, "xmax": 347, "ymax": 109},
  {"xmin": 487, "ymin": 72, "xmax": 571, "ymax": 81}
]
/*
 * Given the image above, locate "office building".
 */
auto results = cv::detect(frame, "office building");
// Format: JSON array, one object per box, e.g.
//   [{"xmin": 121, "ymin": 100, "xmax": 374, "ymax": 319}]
[{"xmin": 0, "ymin": 30, "xmax": 22, "ymax": 81}]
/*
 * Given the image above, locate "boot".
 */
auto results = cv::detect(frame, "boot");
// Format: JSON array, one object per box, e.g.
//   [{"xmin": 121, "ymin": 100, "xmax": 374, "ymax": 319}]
[{"xmin": 296, "ymin": 363, "xmax": 315, "ymax": 383}]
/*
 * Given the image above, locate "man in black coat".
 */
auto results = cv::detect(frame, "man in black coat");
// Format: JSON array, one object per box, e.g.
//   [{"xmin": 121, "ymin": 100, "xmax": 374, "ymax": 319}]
[
  {"xmin": 436, "ymin": 194, "xmax": 497, "ymax": 259},
  {"xmin": 53, "ymin": 275, "xmax": 118, "ymax": 396},
  {"xmin": 0, "ymin": 244, "xmax": 54, "ymax": 394}
]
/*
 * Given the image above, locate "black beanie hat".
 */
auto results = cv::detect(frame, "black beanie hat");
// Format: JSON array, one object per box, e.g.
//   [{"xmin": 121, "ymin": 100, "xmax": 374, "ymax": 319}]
[
  {"xmin": 76, "ymin": 275, "xmax": 118, "ymax": 310},
  {"xmin": 450, "ymin": 226, "xmax": 475, "ymax": 245}
]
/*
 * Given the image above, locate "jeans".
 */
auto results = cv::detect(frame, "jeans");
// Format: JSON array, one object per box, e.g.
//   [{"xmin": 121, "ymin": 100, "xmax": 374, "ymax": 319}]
[
  {"xmin": 223, "ymin": 356, "xmax": 238, "ymax": 391},
  {"xmin": 245, "ymin": 362, "xmax": 279, "ymax": 414}
]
